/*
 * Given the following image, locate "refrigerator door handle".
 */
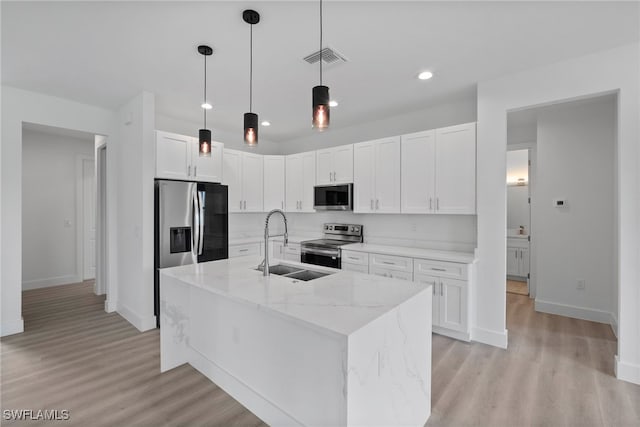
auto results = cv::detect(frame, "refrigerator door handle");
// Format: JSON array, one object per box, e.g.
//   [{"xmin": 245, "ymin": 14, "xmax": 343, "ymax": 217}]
[
  {"xmin": 198, "ymin": 190, "xmax": 205, "ymax": 256},
  {"xmin": 192, "ymin": 185, "xmax": 199, "ymax": 258}
]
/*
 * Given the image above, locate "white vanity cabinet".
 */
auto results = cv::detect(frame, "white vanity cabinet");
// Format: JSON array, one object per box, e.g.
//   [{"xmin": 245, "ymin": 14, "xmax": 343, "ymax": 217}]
[
  {"xmin": 316, "ymin": 144, "xmax": 354, "ymax": 185},
  {"xmin": 224, "ymin": 149, "xmax": 264, "ymax": 213},
  {"xmin": 155, "ymin": 130, "xmax": 223, "ymax": 182},
  {"xmin": 507, "ymin": 237, "xmax": 529, "ymax": 279},
  {"xmin": 353, "ymin": 137, "xmax": 401, "ymax": 213},
  {"xmin": 285, "ymin": 151, "xmax": 316, "ymax": 213}
]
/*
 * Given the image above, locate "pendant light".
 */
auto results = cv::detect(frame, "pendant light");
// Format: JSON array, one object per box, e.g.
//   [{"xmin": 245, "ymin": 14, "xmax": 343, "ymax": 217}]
[
  {"xmin": 243, "ymin": 10, "xmax": 260, "ymax": 146},
  {"xmin": 312, "ymin": 0, "xmax": 330, "ymax": 130},
  {"xmin": 197, "ymin": 45, "xmax": 213, "ymax": 156}
]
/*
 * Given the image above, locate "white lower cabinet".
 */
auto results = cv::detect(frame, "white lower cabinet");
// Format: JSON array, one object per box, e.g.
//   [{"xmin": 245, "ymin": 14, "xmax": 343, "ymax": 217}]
[
  {"xmin": 415, "ymin": 272, "xmax": 469, "ymax": 339},
  {"xmin": 272, "ymin": 241, "xmax": 285, "ymax": 260},
  {"xmin": 229, "ymin": 242, "xmax": 262, "ymax": 258},
  {"xmin": 370, "ymin": 266, "xmax": 413, "ymax": 281},
  {"xmin": 342, "ymin": 263, "xmax": 369, "ymax": 274},
  {"xmin": 283, "ymin": 243, "xmax": 301, "ymax": 262}
]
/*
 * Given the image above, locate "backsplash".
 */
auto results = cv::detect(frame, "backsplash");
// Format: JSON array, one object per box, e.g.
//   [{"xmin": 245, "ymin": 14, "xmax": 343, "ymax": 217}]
[{"xmin": 230, "ymin": 212, "xmax": 477, "ymax": 252}]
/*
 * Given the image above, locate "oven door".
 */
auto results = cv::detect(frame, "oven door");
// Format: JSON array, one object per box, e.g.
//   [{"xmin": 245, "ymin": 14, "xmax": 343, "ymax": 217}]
[
  {"xmin": 313, "ymin": 184, "xmax": 353, "ymax": 211},
  {"xmin": 301, "ymin": 247, "xmax": 341, "ymax": 269}
]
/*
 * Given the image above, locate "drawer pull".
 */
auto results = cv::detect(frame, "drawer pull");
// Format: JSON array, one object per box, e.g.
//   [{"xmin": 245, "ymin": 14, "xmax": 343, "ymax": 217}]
[
  {"xmin": 239, "ymin": 249, "xmax": 249, "ymax": 252},
  {"xmin": 382, "ymin": 261, "xmax": 397, "ymax": 265},
  {"xmin": 431, "ymin": 267, "xmax": 446, "ymax": 271},
  {"xmin": 348, "ymin": 257, "xmax": 359, "ymax": 260}
]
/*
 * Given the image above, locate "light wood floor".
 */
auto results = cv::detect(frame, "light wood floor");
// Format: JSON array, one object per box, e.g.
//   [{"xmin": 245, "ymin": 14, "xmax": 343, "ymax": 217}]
[
  {"xmin": 507, "ymin": 279, "xmax": 529, "ymax": 295},
  {"xmin": 2, "ymin": 283, "xmax": 639, "ymax": 426}
]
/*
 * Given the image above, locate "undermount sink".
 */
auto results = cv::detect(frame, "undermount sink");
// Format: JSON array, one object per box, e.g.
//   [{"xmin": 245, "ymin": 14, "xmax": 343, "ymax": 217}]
[{"xmin": 255, "ymin": 263, "xmax": 333, "ymax": 282}]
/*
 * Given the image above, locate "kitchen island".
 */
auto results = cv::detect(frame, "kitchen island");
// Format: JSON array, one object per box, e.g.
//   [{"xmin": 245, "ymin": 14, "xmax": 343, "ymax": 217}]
[{"xmin": 160, "ymin": 257, "xmax": 432, "ymax": 427}]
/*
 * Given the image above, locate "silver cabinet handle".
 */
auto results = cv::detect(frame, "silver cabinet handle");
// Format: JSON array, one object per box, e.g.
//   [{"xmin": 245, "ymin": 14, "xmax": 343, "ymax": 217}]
[
  {"xmin": 194, "ymin": 166, "xmax": 197, "ymax": 176},
  {"xmin": 429, "ymin": 197, "xmax": 433, "ymax": 210},
  {"xmin": 243, "ymin": 200, "xmax": 247, "ymax": 210},
  {"xmin": 433, "ymin": 284, "xmax": 436, "ymax": 295},
  {"xmin": 347, "ymin": 256, "xmax": 359, "ymax": 260},
  {"xmin": 239, "ymin": 200, "xmax": 243, "ymax": 210},
  {"xmin": 382, "ymin": 261, "xmax": 396, "ymax": 265},
  {"xmin": 370, "ymin": 199, "xmax": 374, "ymax": 210},
  {"xmin": 515, "ymin": 251, "xmax": 518, "ymax": 259},
  {"xmin": 333, "ymin": 172, "xmax": 336, "ymax": 181},
  {"xmin": 431, "ymin": 267, "xmax": 446, "ymax": 272},
  {"xmin": 376, "ymin": 199, "xmax": 380, "ymax": 210},
  {"xmin": 329, "ymin": 172, "xmax": 332, "ymax": 182},
  {"xmin": 437, "ymin": 198, "xmax": 440, "ymax": 211},
  {"xmin": 239, "ymin": 248, "xmax": 249, "ymax": 252},
  {"xmin": 188, "ymin": 164, "xmax": 191, "ymax": 176},
  {"xmin": 440, "ymin": 282, "xmax": 444, "ymax": 296}
]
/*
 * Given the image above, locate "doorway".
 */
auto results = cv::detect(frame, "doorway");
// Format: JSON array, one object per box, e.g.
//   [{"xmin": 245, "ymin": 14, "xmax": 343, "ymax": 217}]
[{"xmin": 506, "ymin": 149, "xmax": 531, "ymax": 296}]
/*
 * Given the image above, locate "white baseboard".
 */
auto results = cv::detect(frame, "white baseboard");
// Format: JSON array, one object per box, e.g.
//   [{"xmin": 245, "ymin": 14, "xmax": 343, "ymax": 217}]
[
  {"xmin": 22, "ymin": 274, "xmax": 80, "ymax": 290},
  {"xmin": 433, "ymin": 326, "xmax": 471, "ymax": 342},
  {"xmin": 1, "ymin": 318, "xmax": 24, "ymax": 337},
  {"xmin": 615, "ymin": 355, "xmax": 640, "ymax": 385},
  {"xmin": 189, "ymin": 347, "xmax": 297, "ymax": 426},
  {"xmin": 535, "ymin": 299, "xmax": 612, "ymax": 324},
  {"xmin": 105, "ymin": 298, "xmax": 118, "ymax": 313},
  {"xmin": 471, "ymin": 326, "xmax": 508, "ymax": 349},
  {"xmin": 609, "ymin": 313, "xmax": 618, "ymax": 338},
  {"xmin": 117, "ymin": 304, "xmax": 156, "ymax": 332}
]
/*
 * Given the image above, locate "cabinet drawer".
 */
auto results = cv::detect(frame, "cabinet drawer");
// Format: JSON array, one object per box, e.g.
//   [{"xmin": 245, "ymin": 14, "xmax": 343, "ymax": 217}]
[
  {"xmin": 370, "ymin": 253, "xmax": 413, "ymax": 272},
  {"xmin": 342, "ymin": 262, "xmax": 369, "ymax": 274},
  {"xmin": 370, "ymin": 266, "xmax": 413, "ymax": 281},
  {"xmin": 341, "ymin": 250, "xmax": 369, "ymax": 266},
  {"xmin": 229, "ymin": 242, "xmax": 261, "ymax": 258},
  {"xmin": 414, "ymin": 259, "xmax": 467, "ymax": 279},
  {"xmin": 283, "ymin": 243, "xmax": 301, "ymax": 262}
]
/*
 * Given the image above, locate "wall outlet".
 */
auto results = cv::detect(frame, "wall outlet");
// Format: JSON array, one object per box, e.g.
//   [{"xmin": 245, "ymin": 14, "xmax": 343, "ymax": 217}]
[{"xmin": 577, "ymin": 279, "xmax": 586, "ymax": 290}]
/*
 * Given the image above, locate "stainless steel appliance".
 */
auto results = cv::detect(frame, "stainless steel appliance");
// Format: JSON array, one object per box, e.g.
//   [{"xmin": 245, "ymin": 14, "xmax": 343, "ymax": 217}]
[
  {"xmin": 313, "ymin": 183, "xmax": 353, "ymax": 210},
  {"xmin": 154, "ymin": 179, "xmax": 228, "ymax": 326},
  {"xmin": 301, "ymin": 223, "xmax": 363, "ymax": 268}
]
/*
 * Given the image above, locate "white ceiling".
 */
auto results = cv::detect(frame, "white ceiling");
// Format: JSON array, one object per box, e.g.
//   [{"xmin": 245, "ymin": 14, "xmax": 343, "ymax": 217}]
[{"xmin": 2, "ymin": 1, "xmax": 638, "ymax": 142}]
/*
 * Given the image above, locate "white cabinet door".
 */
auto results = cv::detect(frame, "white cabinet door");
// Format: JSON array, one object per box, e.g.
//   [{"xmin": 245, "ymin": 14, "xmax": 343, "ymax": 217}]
[
  {"xmin": 223, "ymin": 149, "xmax": 243, "ymax": 213},
  {"xmin": 353, "ymin": 141, "xmax": 375, "ymax": 213},
  {"xmin": 374, "ymin": 137, "xmax": 401, "ymax": 213},
  {"xmin": 285, "ymin": 154, "xmax": 302, "ymax": 212},
  {"xmin": 439, "ymin": 278, "xmax": 468, "ymax": 333},
  {"xmin": 300, "ymin": 151, "xmax": 316, "ymax": 212},
  {"xmin": 341, "ymin": 262, "xmax": 369, "ymax": 274},
  {"xmin": 506, "ymin": 247, "xmax": 519, "ymax": 276},
  {"xmin": 241, "ymin": 152, "xmax": 264, "ymax": 212},
  {"xmin": 156, "ymin": 131, "xmax": 190, "ymax": 180},
  {"xmin": 192, "ymin": 140, "xmax": 223, "ymax": 183},
  {"xmin": 332, "ymin": 144, "xmax": 354, "ymax": 184},
  {"xmin": 283, "ymin": 243, "xmax": 301, "ymax": 262},
  {"xmin": 401, "ymin": 130, "xmax": 436, "ymax": 213},
  {"xmin": 435, "ymin": 123, "xmax": 476, "ymax": 214},
  {"xmin": 416, "ymin": 274, "xmax": 440, "ymax": 328},
  {"xmin": 520, "ymin": 248, "xmax": 530, "ymax": 277},
  {"xmin": 316, "ymin": 149, "xmax": 334, "ymax": 185},
  {"xmin": 272, "ymin": 241, "xmax": 285, "ymax": 260},
  {"xmin": 264, "ymin": 156, "xmax": 285, "ymax": 211}
]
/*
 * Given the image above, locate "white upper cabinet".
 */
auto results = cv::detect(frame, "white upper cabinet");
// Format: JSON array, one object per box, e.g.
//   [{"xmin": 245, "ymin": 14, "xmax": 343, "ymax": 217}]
[
  {"xmin": 401, "ymin": 130, "xmax": 436, "ymax": 213},
  {"xmin": 353, "ymin": 137, "xmax": 401, "ymax": 213},
  {"xmin": 434, "ymin": 123, "xmax": 476, "ymax": 214},
  {"xmin": 223, "ymin": 149, "xmax": 263, "ymax": 213},
  {"xmin": 400, "ymin": 123, "xmax": 476, "ymax": 214},
  {"xmin": 263, "ymin": 155, "xmax": 285, "ymax": 211},
  {"xmin": 155, "ymin": 131, "xmax": 223, "ymax": 183},
  {"xmin": 285, "ymin": 151, "xmax": 316, "ymax": 212},
  {"xmin": 316, "ymin": 145, "xmax": 353, "ymax": 185}
]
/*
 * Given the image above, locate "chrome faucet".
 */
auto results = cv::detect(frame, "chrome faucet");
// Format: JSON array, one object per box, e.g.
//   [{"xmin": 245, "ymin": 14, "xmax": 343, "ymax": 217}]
[{"xmin": 261, "ymin": 209, "xmax": 288, "ymax": 276}]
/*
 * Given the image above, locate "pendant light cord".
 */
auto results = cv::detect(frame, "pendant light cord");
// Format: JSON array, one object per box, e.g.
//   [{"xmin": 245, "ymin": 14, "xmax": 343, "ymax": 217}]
[
  {"xmin": 203, "ymin": 54, "xmax": 207, "ymax": 128},
  {"xmin": 250, "ymin": 23, "xmax": 253, "ymax": 113},
  {"xmin": 319, "ymin": 0, "xmax": 323, "ymax": 86}
]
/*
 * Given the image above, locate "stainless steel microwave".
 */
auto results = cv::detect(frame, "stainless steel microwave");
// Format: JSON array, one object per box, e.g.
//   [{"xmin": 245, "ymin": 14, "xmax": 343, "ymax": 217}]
[{"xmin": 313, "ymin": 184, "xmax": 353, "ymax": 211}]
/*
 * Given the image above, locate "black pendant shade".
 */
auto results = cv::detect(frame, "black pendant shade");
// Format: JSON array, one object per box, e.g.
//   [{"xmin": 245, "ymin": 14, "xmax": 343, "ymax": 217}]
[
  {"xmin": 244, "ymin": 112, "xmax": 258, "ymax": 146},
  {"xmin": 199, "ymin": 129, "xmax": 212, "ymax": 156},
  {"xmin": 198, "ymin": 45, "xmax": 213, "ymax": 157},
  {"xmin": 312, "ymin": 85, "xmax": 330, "ymax": 130}
]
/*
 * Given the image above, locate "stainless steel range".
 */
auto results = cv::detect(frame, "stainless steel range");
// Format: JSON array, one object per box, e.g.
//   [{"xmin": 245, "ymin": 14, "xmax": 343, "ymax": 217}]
[{"xmin": 301, "ymin": 223, "xmax": 363, "ymax": 269}]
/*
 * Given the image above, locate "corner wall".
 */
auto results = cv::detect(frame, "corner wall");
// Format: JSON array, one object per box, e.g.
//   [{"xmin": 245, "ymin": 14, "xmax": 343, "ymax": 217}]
[{"xmin": 476, "ymin": 42, "xmax": 639, "ymax": 384}]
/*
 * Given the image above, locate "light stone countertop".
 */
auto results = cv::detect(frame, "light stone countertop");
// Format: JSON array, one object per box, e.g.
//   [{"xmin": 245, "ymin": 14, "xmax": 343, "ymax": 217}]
[
  {"xmin": 342, "ymin": 243, "xmax": 477, "ymax": 264},
  {"xmin": 229, "ymin": 234, "xmax": 320, "ymax": 246},
  {"xmin": 160, "ymin": 256, "xmax": 431, "ymax": 337}
]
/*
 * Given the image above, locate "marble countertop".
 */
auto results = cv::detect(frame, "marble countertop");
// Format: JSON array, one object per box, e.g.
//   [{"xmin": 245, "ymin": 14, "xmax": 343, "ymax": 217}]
[
  {"xmin": 506, "ymin": 234, "xmax": 529, "ymax": 240},
  {"xmin": 160, "ymin": 256, "xmax": 431, "ymax": 337},
  {"xmin": 342, "ymin": 243, "xmax": 476, "ymax": 264}
]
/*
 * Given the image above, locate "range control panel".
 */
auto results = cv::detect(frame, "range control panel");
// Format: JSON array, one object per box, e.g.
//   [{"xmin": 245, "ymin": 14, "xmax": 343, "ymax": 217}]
[{"xmin": 324, "ymin": 223, "xmax": 363, "ymax": 238}]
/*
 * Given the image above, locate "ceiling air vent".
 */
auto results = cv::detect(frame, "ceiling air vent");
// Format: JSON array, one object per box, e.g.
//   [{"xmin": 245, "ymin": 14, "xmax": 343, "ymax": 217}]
[{"xmin": 303, "ymin": 47, "xmax": 347, "ymax": 66}]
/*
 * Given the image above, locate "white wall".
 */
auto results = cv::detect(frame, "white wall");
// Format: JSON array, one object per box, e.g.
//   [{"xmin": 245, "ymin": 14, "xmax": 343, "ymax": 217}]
[
  {"xmin": 1, "ymin": 86, "xmax": 117, "ymax": 336},
  {"xmin": 21, "ymin": 128, "xmax": 95, "ymax": 289},
  {"xmin": 276, "ymin": 95, "xmax": 477, "ymax": 154},
  {"xmin": 115, "ymin": 92, "xmax": 156, "ymax": 332},
  {"xmin": 156, "ymin": 113, "xmax": 281, "ymax": 155},
  {"xmin": 476, "ymin": 42, "xmax": 639, "ymax": 384},
  {"xmin": 534, "ymin": 97, "xmax": 616, "ymax": 323}
]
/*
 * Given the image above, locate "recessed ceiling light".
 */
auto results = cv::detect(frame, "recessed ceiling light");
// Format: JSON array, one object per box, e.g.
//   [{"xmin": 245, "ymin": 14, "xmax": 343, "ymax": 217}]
[
  {"xmin": 261, "ymin": 121, "xmax": 271, "ymax": 126},
  {"xmin": 418, "ymin": 71, "xmax": 433, "ymax": 80},
  {"xmin": 201, "ymin": 103, "xmax": 213, "ymax": 109},
  {"xmin": 329, "ymin": 100, "xmax": 339, "ymax": 107}
]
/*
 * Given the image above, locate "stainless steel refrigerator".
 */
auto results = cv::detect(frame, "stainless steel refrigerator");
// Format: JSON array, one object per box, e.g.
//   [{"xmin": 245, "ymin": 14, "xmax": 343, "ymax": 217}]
[{"xmin": 154, "ymin": 180, "xmax": 228, "ymax": 326}]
